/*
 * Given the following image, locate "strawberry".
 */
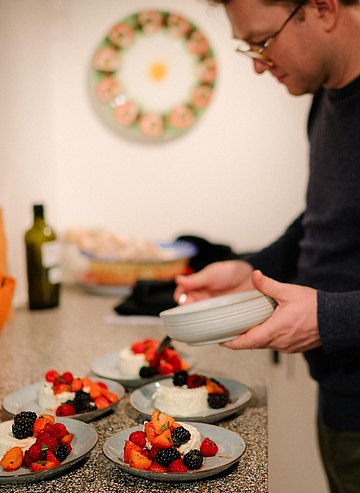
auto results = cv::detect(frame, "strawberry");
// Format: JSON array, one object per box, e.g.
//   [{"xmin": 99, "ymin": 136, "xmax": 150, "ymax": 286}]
[
  {"xmin": 148, "ymin": 445, "xmax": 161, "ymax": 460},
  {"xmin": 46, "ymin": 450, "xmax": 60, "ymax": 466},
  {"xmin": 145, "ymin": 421, "xmax": 157, "ymax": 445},
  {"xmin": 205, "ymin": 378, "xmax": 227, "ymax": 395},
  {"xmin": 22, "ymin": 451, "xmax": 33, "ymax": 468},
  {"xmin": 50, "ymin": 423, "xmax": 68, "ymax": 439},
  {"xmin": 27, "ymin": 443, "xmax": 46, "ymax": 462},
  {"xmin": 94, "ymin": 395, "xmax": 110, "ymax": 410},
  {"xmin": 33, "ymin": 414, "xmax": 55, "ymax": 437},
  {"xmin": 200, "ymin": 437, "xmax": 219, "ymax": 457},
  {"xmin": 36, "ymin": 432, "xmax": 58, "ymax": 452},
  {"xmin": 0, "ymin": 446, "xmax": 23, "ymax": 471},
  {"xmin": 149, "ymin": 462, "xmax": 168, "ymax": 473},
  {"xmin": 129, "ymin": 430, "xmax": 147, "ymax": 448},
  {"xmin": 45, "ymin": 369, "xmax": 59, "ymax": 383},
  {"xmin": 56, "ymin": 403, "xmax": 76, "ymax": 417},
  {"xmin": 168, "ymin": 458, "xmax": 188, "ymax": 473},
  {"xmin": 60, "ymin": 433, "xmax": 74, "ymax": 445},
  {"xmin": 151, "ymin": 410, "xmax": 175, "ymax": 434},
  {"xmin": 70, "ymin": 378, "xmax": 83, "ymax": 392},
  {"xmin": 53, "ymin": 383, "xmax": 71, "ymax": 395},
  {"xmin": 152, "ymin": 429, "xmax": 173, "ymax": 449},
  {"xmin": 187, "ymin": 374, "xmax": 207, "ymax": 389},
  {"xmin": 158, "ymin": 361, "xmax": 174, "ymax": 375},
  {"xmin": 31, "ymin": 460, "xmax": 57, "ymax": 472},
  {"xmin": 60, "ymin": 372, "xmax": 73, "ymax": 384},
  {"xmin": 128, "ymin": 448, "xmax": 152, "ymax": 471},
  {"xmin": 131, "ymin": 340, "xmax": 145, "ymax": 354},
  {"xmin": 123, "ymin": 440, "xmax": 142, "ymax": 463},
  {"xmin": 95, "ymin": 381, "xmax": 108, "ymax": 390}
]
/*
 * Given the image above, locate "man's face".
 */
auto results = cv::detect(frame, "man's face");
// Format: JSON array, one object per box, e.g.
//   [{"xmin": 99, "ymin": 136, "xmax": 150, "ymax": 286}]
[{"xmin": 225, "ymin": 0, "xmax": 331, "ymax": 95}]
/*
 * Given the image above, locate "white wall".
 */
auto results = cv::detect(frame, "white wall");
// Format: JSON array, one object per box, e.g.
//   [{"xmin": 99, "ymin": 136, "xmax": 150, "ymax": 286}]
[{"xmin": 0, "ymin": 0, "xmax": 311, "ymax": 305}]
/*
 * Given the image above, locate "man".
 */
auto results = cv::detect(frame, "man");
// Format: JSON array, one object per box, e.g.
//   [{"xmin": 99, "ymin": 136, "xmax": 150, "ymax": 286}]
[{"xmin": 175, "ymin": 0, "xmax": 360, "ymax": 491}]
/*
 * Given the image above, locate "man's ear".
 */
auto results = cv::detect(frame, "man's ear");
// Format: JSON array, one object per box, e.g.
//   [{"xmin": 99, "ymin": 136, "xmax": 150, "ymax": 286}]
[{"xmin": 308, "ymin": 0, "xmax": 339, "ymax": 31}]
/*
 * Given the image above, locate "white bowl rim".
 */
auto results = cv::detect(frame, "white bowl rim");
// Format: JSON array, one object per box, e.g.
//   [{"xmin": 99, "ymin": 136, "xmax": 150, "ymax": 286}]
[{"xmin": 160, "ymin": 290, "xmax": 268, "ymax": 318}]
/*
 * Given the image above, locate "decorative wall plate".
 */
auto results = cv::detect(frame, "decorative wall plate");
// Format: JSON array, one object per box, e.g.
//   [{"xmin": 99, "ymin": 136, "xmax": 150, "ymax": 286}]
[{"xmin": 90, "ymin": 10, "xmax": 217, "ymax": 142}]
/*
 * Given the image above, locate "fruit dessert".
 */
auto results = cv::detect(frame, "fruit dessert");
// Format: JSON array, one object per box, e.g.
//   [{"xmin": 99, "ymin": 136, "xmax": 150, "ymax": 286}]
[
  {"xmin": 0, "ymin": 411, "xmax": 73, "ymax": 472},
  {"xmin": 118, "ymin": 338, "xmax": 189, "ymax": 379},
  {"xmin": 38, "ymin": 370, "xmax": 118, "ymax": 416},
  {"xmin": 123, "ymin": 410, "xmax": 219, "ymax": 473},
  {"xmin": 152, "ymin": 371, "xmax": 230, "ymax": 417}
]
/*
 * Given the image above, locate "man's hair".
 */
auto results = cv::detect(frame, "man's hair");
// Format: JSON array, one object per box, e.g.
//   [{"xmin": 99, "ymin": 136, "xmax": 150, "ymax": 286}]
[{"xmin": 208, "ymin": 0, "xmax": 358, "ymax": 7}]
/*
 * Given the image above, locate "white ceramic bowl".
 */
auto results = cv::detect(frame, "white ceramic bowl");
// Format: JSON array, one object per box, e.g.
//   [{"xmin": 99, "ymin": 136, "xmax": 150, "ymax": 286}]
[{"xmin": 160, "ymin": 290, "xmax": 277, "ymax": 345}]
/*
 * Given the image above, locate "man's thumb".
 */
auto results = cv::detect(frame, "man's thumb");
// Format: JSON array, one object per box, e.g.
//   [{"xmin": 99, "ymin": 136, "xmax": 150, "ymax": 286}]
[{"xmin": 251, "ymin": 270, "xmax": 280, "ymax": 299}]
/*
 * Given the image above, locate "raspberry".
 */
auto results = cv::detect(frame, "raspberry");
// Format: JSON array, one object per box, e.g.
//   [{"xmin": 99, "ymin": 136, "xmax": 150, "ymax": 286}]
[
  {"xmin": 168, "ymin": 458, "xmax": 188, "ymax": 473},
  {"xmin": 171, "ymin": 426, "xmax": 191, "ymax": 447},
  {"xmin": 172, "ymin": 370, "xmax": 188, "ymax": 387},
  {"xmin": 183, "ymin": 449, "xmax": 203, "ymax": 470},
  {"xmin": 187, "ymin": 374, "xmax": 206, "ymax": 389},
  {"xmin": 129, "ymin": 431, "xmax": 147, "ymax": 448},
  {"xmin": 55, "ymin": 403, "xmax": 76, "ymax": 417},
  {"xmin": 200, "ymin": 437, "xmax": 218, "ymax": 457},
  {"xmin": 155, "ymin": 447, "xmax": 181, "ymax": 467}
]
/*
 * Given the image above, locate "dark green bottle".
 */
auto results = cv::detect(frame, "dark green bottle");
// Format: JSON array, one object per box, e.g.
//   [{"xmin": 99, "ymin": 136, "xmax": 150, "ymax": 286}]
[{"xmin": 25, "ymin": 204, "xmax": 61, "ymax": 309}]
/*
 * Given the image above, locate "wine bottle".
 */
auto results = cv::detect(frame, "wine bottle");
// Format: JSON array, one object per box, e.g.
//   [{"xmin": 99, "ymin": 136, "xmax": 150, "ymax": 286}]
[{"xmin": 25, "ymin": 204, "xmax": 61, "ymax": 309}]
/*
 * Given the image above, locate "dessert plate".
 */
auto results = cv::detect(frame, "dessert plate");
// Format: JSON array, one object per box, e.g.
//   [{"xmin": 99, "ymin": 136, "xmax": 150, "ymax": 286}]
[
  {"xmin": 0, "ymin": 417, "xmax": 98, "ymax": 485},
  {"xmin": 130, "ymin": 377, "xmax": 252, "ymax": 423},
  {"xmin": 2, "ymin": 378, "xmax": 125, "ymax": 423},
  {"xmin": 90, "ymin": 351, "xmax": 195, "ymax": 387},
  {"xmin": 103, "ymin": 422, "xmax": 245, "ymax": 482}
]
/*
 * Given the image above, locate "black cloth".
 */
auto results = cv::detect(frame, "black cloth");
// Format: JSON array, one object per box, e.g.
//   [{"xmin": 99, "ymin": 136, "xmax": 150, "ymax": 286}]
[{"xmin": 114, "ymin": 235, "xmax": 245, "ymax": 317}]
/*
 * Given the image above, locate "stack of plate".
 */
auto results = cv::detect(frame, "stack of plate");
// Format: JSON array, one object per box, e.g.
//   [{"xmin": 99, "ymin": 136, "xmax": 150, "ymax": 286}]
[{"xmin": 160, "ymin": 290, "xmax": 277, "ymax": 345}]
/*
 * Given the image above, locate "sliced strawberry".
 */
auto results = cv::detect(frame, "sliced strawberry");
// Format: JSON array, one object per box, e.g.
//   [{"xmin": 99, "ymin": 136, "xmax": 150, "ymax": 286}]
[
  {"xmin": 168, "ymin": 458, "xmax": 188, "ymax": 473},
  {"xmin": 123, "ymin": 440, "xmax": 142, "ymax": 463},
  {"xmin": 145, "ymin": 422, "xmax": 157, "ymax": 445},
  {"xmin": 128, "ymin": 448, "xmax": 152, "ymax": 470},
  {"xmin": 152, "ymin": 428, "xmax": 173, "ymax": 449},
  {"xmin": 149, "ymin": 462, "xmax": 168, "ymax": 473},
  {"xmin": 151, "ymin": 410, "xmax": 175, "ymax": 434},
  {"xmin": 131, "ymin": 340, "xmax": 145, "ymax": 354}
]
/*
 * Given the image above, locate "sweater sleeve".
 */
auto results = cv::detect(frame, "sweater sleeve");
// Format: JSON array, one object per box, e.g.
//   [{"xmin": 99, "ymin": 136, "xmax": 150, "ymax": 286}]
[
  {"xmin": 318, "ymin": 290, "xmax": 360, "ymax": 352},
  {"xmin": 245, "ymin": 213, "xmax": 304, "ymax": 282}
]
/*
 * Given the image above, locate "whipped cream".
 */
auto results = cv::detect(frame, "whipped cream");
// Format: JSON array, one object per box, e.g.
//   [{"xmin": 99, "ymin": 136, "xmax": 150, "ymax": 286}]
[
  {"xmin": 38, "ymin": 381, "xmax": 75, "ymax": 411},
  {"xmin": 152, "ymin": 384, "xmax": 208, "ymax": 417},
  {"xmin": 0, "ymin": 420, "xmax": 36, "ymax": 460},
  {"xmin": 118, "ymin": 347, "xmax": 146, "ymax": 377},
  {"xmin": 176, "ymin": 422, "xmax": 201, "ymax": 456}
]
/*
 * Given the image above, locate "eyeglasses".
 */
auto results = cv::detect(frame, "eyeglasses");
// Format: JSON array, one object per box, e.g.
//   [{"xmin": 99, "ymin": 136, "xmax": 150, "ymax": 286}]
[{"xmin": 235, "ymin": 0, "xmax": 306, "ymax": 67}]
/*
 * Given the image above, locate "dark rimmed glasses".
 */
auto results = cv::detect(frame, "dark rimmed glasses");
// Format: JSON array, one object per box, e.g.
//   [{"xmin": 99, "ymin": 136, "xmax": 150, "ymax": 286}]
[{"xmin": 235, "ymin": 0, "xmax": 306, "ymax": 67}]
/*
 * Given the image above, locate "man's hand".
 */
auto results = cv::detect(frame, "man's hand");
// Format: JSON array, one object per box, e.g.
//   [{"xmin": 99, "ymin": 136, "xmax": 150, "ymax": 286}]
[{"xmin": 222, "ymin": 270, "xmax": 321, "ymax": 353}]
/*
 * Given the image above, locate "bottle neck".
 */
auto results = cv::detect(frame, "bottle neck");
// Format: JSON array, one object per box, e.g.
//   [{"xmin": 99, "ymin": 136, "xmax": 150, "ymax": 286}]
[{"xmin": 33, "ymin": 205, "xmax": 45, "ymax": 226}]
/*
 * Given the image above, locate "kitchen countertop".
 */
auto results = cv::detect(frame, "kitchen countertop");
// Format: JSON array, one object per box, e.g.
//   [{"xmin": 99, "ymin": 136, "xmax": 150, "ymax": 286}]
[{"xmin": 0, "ymin": 286, "xmax": 268, "ymax": 492}]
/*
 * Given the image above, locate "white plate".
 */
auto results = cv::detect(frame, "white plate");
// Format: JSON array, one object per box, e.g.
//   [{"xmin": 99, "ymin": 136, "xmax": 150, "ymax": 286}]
[
  {"xmin": 91, "ymin": 351, "xmax": 195, "ymax": 387},
  {"xmin": 103, "ymin": 422, "xmax": 245, "ymax": 482},
  {"xmin": 2, "ymin": 378, "xmax": 125, "ymax": 423},
  {"xmin": 0, "ymin": 417, "xmax": 98, "ymax": 485},
  {"xmin": 129, "ymin": 377, "xmax": 252, "ymax": 423},
  {"xmin": 160, "ymin": 290, "xmax": 277, "ymax": 345}
]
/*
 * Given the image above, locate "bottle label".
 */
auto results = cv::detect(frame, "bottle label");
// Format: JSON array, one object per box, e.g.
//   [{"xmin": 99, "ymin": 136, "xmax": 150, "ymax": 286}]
[
  {"xmin": 41, "ymin": 241, "xmax": 61, "ymax": 268},
  {"xmin": 48, "ymin": 266, "xmax": 62, "ymax": 284}
]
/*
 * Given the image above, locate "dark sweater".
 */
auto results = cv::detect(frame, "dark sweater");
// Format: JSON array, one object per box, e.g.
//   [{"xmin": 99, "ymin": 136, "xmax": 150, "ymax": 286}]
[{"xmin": 247, "ymin": 75, "xmax": 360, "ymax": 431}]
